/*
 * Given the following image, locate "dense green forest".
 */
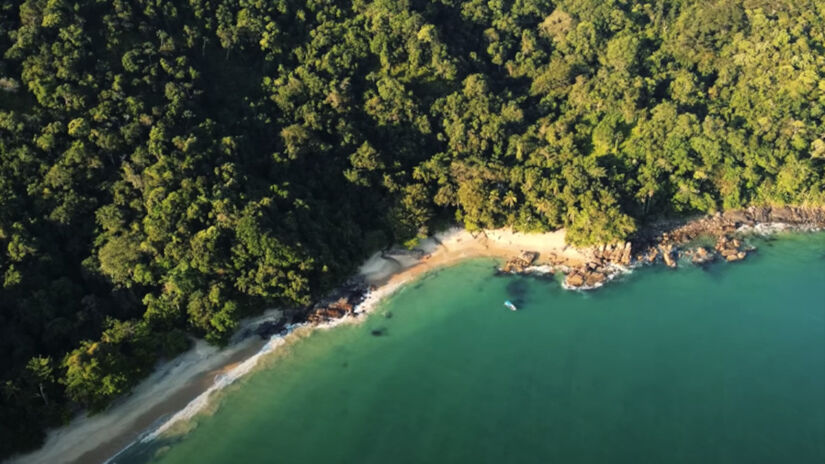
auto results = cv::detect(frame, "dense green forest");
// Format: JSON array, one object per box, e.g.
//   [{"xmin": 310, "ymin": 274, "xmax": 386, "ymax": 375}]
[{"xmin": 1, "ymin": 0, "xmax": 824, "ymax": 457}]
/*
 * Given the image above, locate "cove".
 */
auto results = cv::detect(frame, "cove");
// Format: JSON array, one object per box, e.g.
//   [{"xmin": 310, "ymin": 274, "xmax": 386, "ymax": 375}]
[{"xmin": 114, "ymin": 233, "xmax": 825, "ymax": 464}]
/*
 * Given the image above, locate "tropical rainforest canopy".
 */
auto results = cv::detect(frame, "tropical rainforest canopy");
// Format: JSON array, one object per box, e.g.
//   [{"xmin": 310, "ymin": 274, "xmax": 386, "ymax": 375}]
[{"xmin": 1, "ymin": 0, "xmax": 824, "ymax": 457}]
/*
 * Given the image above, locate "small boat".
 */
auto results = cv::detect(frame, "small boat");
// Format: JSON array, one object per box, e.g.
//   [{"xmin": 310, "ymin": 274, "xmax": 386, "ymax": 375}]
[{"xmin": 504, "ymin": 300, "xmax": 517, "ymax": 311}]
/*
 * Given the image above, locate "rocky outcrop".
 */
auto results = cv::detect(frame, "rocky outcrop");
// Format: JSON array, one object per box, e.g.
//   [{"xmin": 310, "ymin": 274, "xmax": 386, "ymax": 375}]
[
  {"xmin": 629, "ymin": 206, "xmax": 825, "ymax": 271},
  {"xmin": 500, "ymin": 250, "xmax": 539, "ymax": 273},
  {"xmin": 715, "ymin": 236, "xmax": 747, "ymax": 262},
  {"xmin": 564, "ymin": 269, "xmax": 609, "ymax": 289},
  {"xmin": 641, "ymin": 247, "xmax": 659, "ymax": 263},
  {"xmin": 255, "ymin": 319, "xmax": 287, "ymax": 338},
  {"xmin": 305, "ymin": 282, "xmax": 369, "ymax": 324},
  {"xmin": 620, "ymin": 242, "xmax": 633, "ymax": 265},
  {"xmin": 661, "ymin": 244, "xmax": 677, "ymax": 268},
  {"xmin": 687, "ymin": 247, "xmax": 714, "ymax": 265},
  {"xmin": 564, "ymin": 272, "xmax": 585, "ymax": 287},
  {"xmin": 306, "ymin": 297, "xmax": 355, "ymax": 323},
  {"xmin": 584, "ymin": 270, "xmax": 607, "ymax": 287},
  {"xmin": 503, "ymin": 206, "xmax": 824, "ymax": 291},
  {"xmin": 723, "ymin": 209, "xmax": 751, "ymax": 225},
  {"xmin": 770, "ymin": 206, "xmax": 795, "ymax": 222},
  {"xmin": 556, "ymin": 242, "xmax": 632, "ymax": 289},
  {"xmin": 592, "ymin": 242, "xmax": 633, "ymax": 266},
  {"xmin": 647, "ymin": 206, "xmax": 824, "ymax": 247}
]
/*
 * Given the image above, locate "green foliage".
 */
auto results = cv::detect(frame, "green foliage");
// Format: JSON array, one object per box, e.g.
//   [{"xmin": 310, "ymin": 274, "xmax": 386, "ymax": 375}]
[
  {"xmin": 61, "ymin": 320, "xmax": 156, "ymax": 412},
  {"xmin": 1, "ymin": 0, "xmax": 824, "ymax": 458}
]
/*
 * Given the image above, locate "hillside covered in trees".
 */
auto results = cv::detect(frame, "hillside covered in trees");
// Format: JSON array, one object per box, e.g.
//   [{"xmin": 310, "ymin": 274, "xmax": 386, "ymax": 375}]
[{"xmin": 1, "ymin": 0, "xmax": 824, "ymax": 457}]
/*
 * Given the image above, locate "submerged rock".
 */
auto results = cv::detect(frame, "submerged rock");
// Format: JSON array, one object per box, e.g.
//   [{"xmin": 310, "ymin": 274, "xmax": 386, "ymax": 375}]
[
  {"xmin": 690, "ymin": 247, "xmax": 715, "ymax": 265},
  {"xmin": 506, "ymin": 279, "xmax": 529, "ymax": 299},
  {"xmin": 714, "ymin": 235, "xmax": 751, "ymax": 263},
  {"xmin": 727, "ymin": 252, "xmax": 747, "ymax": 262}
]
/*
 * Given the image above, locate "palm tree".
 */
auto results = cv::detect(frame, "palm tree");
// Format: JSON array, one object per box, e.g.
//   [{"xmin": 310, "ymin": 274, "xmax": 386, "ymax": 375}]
[{"xmin": 503, "ymin": 191, "xmax": 518, "ymax": 209}]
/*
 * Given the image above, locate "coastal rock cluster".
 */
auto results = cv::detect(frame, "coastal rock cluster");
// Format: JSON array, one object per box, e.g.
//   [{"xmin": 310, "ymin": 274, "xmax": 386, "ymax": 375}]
[
  {"xmin": 714, "ymin": 236, "xmax": 748, "ymax": 262},
  {"xmin": 275, "ymin": 205, "xmax": 824, "ymax": 331},
  {"xmin": 306, "ymin": 297, "xmax": 357, "ymax": 324},
  {"xmin": 649, "ymin": 206, "xmax": 825, "ymax": 245},
  {"xmin": 564, "ymin": 263, "xmax": 607, "ymax": 289},
  {"xmin": 263, "ymin": 282, "xmax": 370, "ymax": 331},
  {"xmin": 561, "ymin": 242, "xmax": 633, "ymax": 288},
  {"xmin": 593, "ymin": 242, "xmax": 634, "ymax": 266},
  {"xmin": 305, "ymin": 283, "xmax": 369, "ymax": 324},
  {"xmin": 507, "ymin": 206, "xmax": 825, "ymax": 291},
  {"xmin": 634, "ymin": 206, "xmax": 824, "ymax": 269},
  {"xmin": 683, "ymin": 246, "xmax": 714, "ymax": 265},
  {"xmin": 500, "ymin": 251, "xmax": 539, "ymax": 273}
]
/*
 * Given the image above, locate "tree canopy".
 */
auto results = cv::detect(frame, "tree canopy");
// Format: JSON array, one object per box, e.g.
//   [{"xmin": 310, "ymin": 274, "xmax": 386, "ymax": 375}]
[{"xmin": 1, "ymin": 0, "xmax": 824, "ymax": 457}]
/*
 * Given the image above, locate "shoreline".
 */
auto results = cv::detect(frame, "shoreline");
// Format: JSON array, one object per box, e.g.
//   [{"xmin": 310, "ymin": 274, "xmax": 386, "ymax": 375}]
[
  {"xmin": 359, "ymin": 226, "xmax": 588, "ymax": 287},
  {"xmin": 8, "ymin": 336, "xmax": 269, "ymax": 464},
  {"xmin": 10, "ymin": 207, "xmax": 825, "ymax": 464},
  {"xmin": 9, "ymin": 227, "xmax": 584, "ymax": 464},
  {"xmin": 542, "ymin": 205, "xmax": 825, "ymax": 290}
]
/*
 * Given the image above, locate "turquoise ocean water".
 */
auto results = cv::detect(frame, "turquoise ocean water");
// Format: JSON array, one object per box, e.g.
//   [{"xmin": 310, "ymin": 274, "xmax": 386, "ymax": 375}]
[{"xmin": 115, "ymin": 233, "xmax": 825, "ymax": 464}]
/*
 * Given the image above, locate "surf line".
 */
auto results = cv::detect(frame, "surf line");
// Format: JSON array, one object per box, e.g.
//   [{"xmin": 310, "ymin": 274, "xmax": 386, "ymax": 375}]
[{"xmin": 105, "ymin": 280, "xmax": 406, "ymax": 463}]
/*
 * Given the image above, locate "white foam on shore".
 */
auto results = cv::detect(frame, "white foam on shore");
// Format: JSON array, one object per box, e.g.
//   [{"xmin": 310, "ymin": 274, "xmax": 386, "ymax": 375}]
[
  {"xmin": 117, "ymin": 278, "xmax": 408, "ymax": 456},
  {"xmin": 18, "ymin": 226, "xmax": 583, "ymax": 464},
  {"xmin": 135, "ymin": 336, "xmax": 286, "ymax": 445},
  {"xmin": 738, "ymin": 222, "xmax": 790, "ymax": 235},
  {"xmin": 520, "ymin": 264, "xmax": 556, "ymax": 275},
  {"xmin": 738, "ymin": 222, "xmax": 822, "ymax": 235},
  {"xmin": 119, "ymin": 221, "xmax": 824, "ymax": 449},
  {"xmin": 18, "ymin": 243, "xmax": 431, "ymax": 464},
  {"xmin": 102, "ymin": 264, "xmax": 463, "ymax": 460},
  {"xmin": 9, "ymin": 309, "xmax": 291, "ymax": 464},
  {"xmin": 560, "ymin": 264, "xmax": 633, "ymax": 291},
  {"xmin": 9, "ymin": 337, "xmax": 261, "ymax": 464}
]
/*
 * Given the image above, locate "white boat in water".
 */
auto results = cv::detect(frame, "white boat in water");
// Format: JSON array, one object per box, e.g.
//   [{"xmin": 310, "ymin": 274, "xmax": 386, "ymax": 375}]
[{"xmin": 504, "ymin": 300, "xmax": 517, "ymax": 311}]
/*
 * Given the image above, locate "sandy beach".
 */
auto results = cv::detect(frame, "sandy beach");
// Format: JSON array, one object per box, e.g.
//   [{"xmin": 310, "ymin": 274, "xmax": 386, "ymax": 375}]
[
  {"xmin": 9, "ymin": 227, "xmax": 579, "ymax": 464},
  {"xmin": 359, "ymin": 227, "xmax": 587, "ymax": 286}
]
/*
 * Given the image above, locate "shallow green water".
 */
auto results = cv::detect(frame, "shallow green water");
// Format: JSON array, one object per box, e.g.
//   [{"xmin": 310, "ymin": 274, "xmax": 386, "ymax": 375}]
[{"xmin": 117, "ymin": 233, "xmax": 825, "ymax": 464}]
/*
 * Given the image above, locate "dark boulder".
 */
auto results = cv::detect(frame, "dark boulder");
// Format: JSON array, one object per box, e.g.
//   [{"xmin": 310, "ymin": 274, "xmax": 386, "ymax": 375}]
[{"xmin": 256, "ymin": 319, "xmax": 287, "ymax": 338}]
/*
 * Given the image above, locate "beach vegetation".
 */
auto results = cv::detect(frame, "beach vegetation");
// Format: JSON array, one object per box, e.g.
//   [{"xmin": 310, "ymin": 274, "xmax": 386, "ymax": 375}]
[{"xmin": 1, "ymin": 0, "xmax": 824, "ymax": 457}]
